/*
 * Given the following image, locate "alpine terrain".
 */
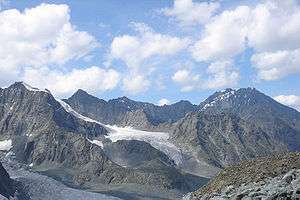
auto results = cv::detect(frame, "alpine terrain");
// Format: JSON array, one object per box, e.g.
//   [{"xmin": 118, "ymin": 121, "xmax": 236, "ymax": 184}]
[{"xmin": 0, "ymin": 82, "xmax": 299, "ymax": 200}]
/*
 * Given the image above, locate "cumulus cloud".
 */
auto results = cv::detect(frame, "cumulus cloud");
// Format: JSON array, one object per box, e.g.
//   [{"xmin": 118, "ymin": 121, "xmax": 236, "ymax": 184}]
[
  {"xmin": 163, "ymin": 0, "xmax": 219, "ymax": 27},
  {"xmin": 0, "ymin": 3, "xmax": 107, "ymax": 94},
  {"xmin": 110, "ymin": 22, "xmax": 189, "ymax": 94},
  {"xmin": 172, "ymin": 60, "xmax": 238, "ymax": 92},
  {"xmin": 158, "ymin": 98, "xmax": 171, "ymax": 106},
  {"xmin": 205, "ymin": 60, "xmax": 239, "ymax": 89},
  {"xmin": 251, "ymin": 49, "xmax": 300, "ymax": 80},
  {"xmin": 191, "ymin": 6, "xmax": 250, "ymax": 62},
  {"xmin": 172, "ymin": 69, "xmax": 200, "ymax": 92},
  {"xmin": 190, "ymin": 0, "xmax": 300, "ymax": 80},
  {"xmin": 23, "ymin": 66, "xmax": 120, "ymax": 97},
  {"xmin": 274, "ymin": 95, "xmax": 300, "ymax": 111},
  {"xmin": 110, "ymin": 23, "xmax": 190, "ymax": 71},
  {"xmin": 122, "ymin": 74, "xmax": 150, "ymax": 95}
]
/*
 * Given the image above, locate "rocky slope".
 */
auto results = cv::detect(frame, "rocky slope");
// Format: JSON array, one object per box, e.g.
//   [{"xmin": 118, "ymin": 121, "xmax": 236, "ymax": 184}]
[
  {"xmin": 190, "ymin": 152, "xmax": 300, "ymax": 200},
  {"xmin": 103, "ymin": 140, "xmax": 175, "ymax": 168},
  {"xmin": 64, "ymin": 89, "xmax": 197, "ymax": 130},
  {"xmin": 171, "ymin": 88, "xmax": 300, "ymax": 168},
  {"xmin": 0, "ymin": 161, "xmax": 15, "ymax": 199}
]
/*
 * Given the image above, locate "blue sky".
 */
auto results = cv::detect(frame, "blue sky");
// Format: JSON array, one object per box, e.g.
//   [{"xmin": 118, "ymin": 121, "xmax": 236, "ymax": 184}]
[{"xmin": 0, "ymin": 0, "xmax": 300, "ymax": 109}]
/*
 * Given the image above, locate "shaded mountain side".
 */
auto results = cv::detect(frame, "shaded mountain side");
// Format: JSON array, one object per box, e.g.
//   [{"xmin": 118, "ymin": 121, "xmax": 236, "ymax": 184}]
[
  {"xmin": 171, "ymin": 112, "xmax": 285, "ymax": 168},
  {"xmin": 0, "ymin": 161, "xmax": 15, "ymax": 199},
  {"xmin": 103, "ymin": 140, "xmax": 175, "ymax": 168},
  {"xmin": 171, "ymin": 88, "xmax": 300, "ymax": 168},
  {"xmin": 191, "ymin": 152, "xmax": 300, "ymax": 199},
  {"xmin": 0, "ymin": 82, "xmax": 208, "ymax": 194},
  {"xmin": 64, "ymin": 89, "xmax": 197, "ymax": 130},
  {"xmin": 199, "ymin": 88, "xmax": 300, "ymax": 151}
]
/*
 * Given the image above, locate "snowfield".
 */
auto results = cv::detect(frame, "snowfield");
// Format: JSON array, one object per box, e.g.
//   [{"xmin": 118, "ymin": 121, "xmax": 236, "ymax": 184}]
[
  {"xmin": 106, "ymin": 125, "xmax": 183, "ymax": 165},
  {"xmin": 0, "ymin": 139, "xmax": 12, "ymax": 151}
]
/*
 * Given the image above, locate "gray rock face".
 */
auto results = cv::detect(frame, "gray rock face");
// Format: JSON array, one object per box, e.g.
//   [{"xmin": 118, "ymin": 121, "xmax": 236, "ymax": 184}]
[
  {"xmin": 0, "ymin": 161, "xmax": 15, "ymax": 199},
  {"xmin": 191, "ymin": 152, "xmax": 300, "ymax": 200},
  {"xmin": 199, "ymin": 88, "xmax": 300, "ymax": 151},
  {"xmin": 64, "ymin": 89, "xmax": 197, "ymax": 130},
  {"xmin": 171, "ymin": 112, "xmax": 285, "ymax": 167},
  {"xmin": 103, "ymin": 139, "xmax": 175, "ymax": 167},
  {"xmin": 171, "ymin": 88, "xmax": 300, "ymax": 168}
]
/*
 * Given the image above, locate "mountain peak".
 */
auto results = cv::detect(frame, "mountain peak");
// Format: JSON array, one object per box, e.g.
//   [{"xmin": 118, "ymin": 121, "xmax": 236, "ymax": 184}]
[
  {"xmin": 8, "ymin": 82, "xmax": 50, "ymax": 94},
  {"xmin": 73, "ymin": 89, "xmax": 90, "ymax": 97},
  {"xmin": 199, "ymin": 87, "xmax": 261, "ymax": 111}
]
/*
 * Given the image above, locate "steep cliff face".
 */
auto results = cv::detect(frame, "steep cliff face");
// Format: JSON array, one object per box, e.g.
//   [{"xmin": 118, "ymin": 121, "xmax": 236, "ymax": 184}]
[
  {"xmin": 172, "ymin": 112, "xmax": 285, "ymax": 167},
  {"xmin": 199, "ymin": 88, "xmax": 300, "ymax": 151},
  {"xmin": 0, "ymin": 161, "xmax": 15, "ymax": 199},
  {"xmin": 172, "ymin": 88, "xmax": 300, "ymax": 168},
  {"xmin": 64, "ymin": 89, "xmax": 197, "ymax": 130}
]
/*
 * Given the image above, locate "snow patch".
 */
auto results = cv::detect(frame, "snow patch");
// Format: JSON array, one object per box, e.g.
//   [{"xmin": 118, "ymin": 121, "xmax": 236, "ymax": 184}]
[
  {"xmin": 0, "ymin": 139, "xmax": 12, "ymax": 151},
  {"xmin": 29, "ymin": 163, "xmax": 33, "ymax": 167},
  {"xmin": 201, "ymin": 90, "xmax": 236, "ymax": 110},
  {"xmin": 106, "ymin": 125, "xmax": 183, "ymax": 165},
  {"xmin": 21, "ymin": 82, "xmax": 50, "ymax": 93},
  {"xmin": 87, "ymin": 138, "xmax": 104, "ymax": 148},
  {"xmin": 55, "ymin": 100, "xmax": 183, "ymax": 165},
  {"xmin": 56, "ymin": 99, "xmax": 108, "ymax": 127}
]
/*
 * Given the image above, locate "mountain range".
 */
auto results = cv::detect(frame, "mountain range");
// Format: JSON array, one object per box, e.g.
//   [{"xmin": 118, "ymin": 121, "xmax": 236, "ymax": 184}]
[{"xmin": 0, "ymin": 82, "xmax": 299, "ymax": 199}]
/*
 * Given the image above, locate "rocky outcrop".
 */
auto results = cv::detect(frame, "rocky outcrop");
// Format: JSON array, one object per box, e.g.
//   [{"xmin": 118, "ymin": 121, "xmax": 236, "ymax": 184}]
[
  {"xmin": 191, "ymin": 152, "xmax": 300, "ymax": 199},
  {"xmin": 64, "ymin": 89, "xmax": 197, "ymax": 130},
  {"xmin": 0, "ymin": 161, "xmax": 15, "ymax": 199}
]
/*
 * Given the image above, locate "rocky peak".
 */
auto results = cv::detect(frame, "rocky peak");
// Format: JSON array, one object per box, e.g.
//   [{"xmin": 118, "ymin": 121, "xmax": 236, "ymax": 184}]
[{"xmin": 199, "ymin": 87, "xmax": 267, "ymax": 111}]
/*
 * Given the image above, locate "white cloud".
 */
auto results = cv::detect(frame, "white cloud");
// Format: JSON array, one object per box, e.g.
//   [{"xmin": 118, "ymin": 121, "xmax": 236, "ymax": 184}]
[
  {"xmin": 172, "ymin": 60, "xmax": 238, "ymax": 92},
  {"xmin": 122, "ymin": 74, "xmax": 150, "ymax": 95},
  {"xmin": 191, "ymin": 0, "xmax": 300, "ymax": 80},
  {"xmin": 191, "ymin": 6, "xmax": 250, "ymax": 62},
  {"xmin": 172, "ymin": 69, "xmax": 190, "ymax": 83},
  {"xmin": 0, "ymin": 3, "xmax": 98, "ymax": 86},
  {"xmin": 110, "ymin": 23, "xmax": 190, "ymax": 72},
  {"xmin": 172, "ymin": 69, "xmax": 200, "ymax": 92},
  {"xmin": 205, "ymin": 60, "xmax": 239, "ymax": 89},
  {"xmin": 274, "ymin": 95, "xmax": 300, "ymax": 111},
  {"xmin": 110, "ymin": 22, "xmax": 190, "ymax": 94},
  {"xmin": 163, "ymin": 0, "xmax": 219, "ymax": 27},
  {"xmin": 247, "ymin": 0, "xmax": 300, "ymax": 52},
  {"xmin": 23, "ymin": 66, "xmax": 120, "ymax": 97},
  {"xmin": 158, "ymin": 98, "xmax": 171, "ymax": 106},
  {"xmin": 251, "ymin": 49, "xmax": 300, "ymax": 80}
]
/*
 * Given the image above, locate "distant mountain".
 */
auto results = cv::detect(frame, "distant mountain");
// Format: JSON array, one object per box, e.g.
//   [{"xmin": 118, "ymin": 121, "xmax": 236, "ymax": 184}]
[
  {"xmin": 64, "ymin": 89, "xmax": 197, "ymax": 130},
  {"xmin": 191, "ymin": 152, "xmax": 300, "ymax": 200},
  {"xmin": 0, "ymin": 82, "xmax": 208, "ymax": 198},
  {"xmin": 171, "ymin": 88, "xmax": 300, "ymax": 167}
]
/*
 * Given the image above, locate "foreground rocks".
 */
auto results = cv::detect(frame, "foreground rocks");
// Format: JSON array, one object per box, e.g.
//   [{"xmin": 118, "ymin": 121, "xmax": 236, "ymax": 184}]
[
  {"xmin": 191, "ymin": 152, "xmax": 300, "ymax": 200},
  {"xmin": 0, "ymin": 161, "xmax": 15, "ymax": 199}
]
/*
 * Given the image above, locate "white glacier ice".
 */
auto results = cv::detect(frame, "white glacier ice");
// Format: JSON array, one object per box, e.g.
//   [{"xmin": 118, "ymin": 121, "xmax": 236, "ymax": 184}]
[
  {"xmin": 0, "ymin": 139, "xmax": 13, "ymax": 151},
  {"xmin": 56, "ymin": 98, "xmax": 182, "ymax": 164},
  {"xmin": 106, "ymin": 125, "xmax": 183, "ymax": 165}
]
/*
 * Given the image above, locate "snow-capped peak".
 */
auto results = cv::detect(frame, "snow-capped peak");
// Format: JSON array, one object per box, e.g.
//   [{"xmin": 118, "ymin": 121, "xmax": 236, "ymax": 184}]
[{"xmin": 21, "ymin": 82, "xmax": 50, "ymax": 94}]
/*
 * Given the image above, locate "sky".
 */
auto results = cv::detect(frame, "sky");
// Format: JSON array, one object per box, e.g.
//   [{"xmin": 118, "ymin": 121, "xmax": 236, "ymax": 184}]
[{"xmin": 0, "ymin": 0, "xmax": 299, "ymax": 110}]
